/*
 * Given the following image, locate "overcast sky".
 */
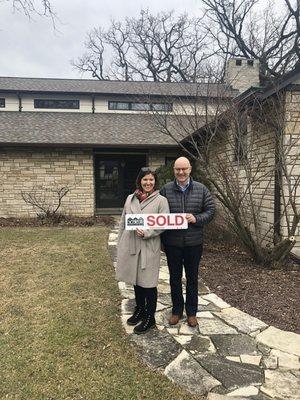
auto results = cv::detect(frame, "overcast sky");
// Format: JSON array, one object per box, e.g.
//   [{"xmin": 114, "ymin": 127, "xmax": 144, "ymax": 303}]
[{"xmin": 0, "ymin": 0, "xmax": 201, "ymax": 79}]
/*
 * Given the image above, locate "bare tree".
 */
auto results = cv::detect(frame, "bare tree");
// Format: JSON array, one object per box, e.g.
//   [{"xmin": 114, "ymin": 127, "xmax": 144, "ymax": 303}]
[
  {"xmin": 4, "ymin": 0, "xmax": 57, "ymax": 25},
  {"xmin": 201, "ymin": 0, "xmax": 300, "ymax": 81},
  {"xmin": 73, "ymin": 3, "xmax": 299, "ymax": 82},
  {"xmin": 151, "ymin": 79, "xmax": 299, "ymax": 268},
  {"xmin": 72, "ymin": 10, "xmax": 217, "ymax": 82},
  {"xmin": 21, "ymin": 186, "xmax": 70, "ymax": 221}
]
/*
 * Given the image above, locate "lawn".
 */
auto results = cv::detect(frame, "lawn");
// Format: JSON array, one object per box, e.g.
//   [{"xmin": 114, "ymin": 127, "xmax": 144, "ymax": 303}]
[{"xmin": 0, "ymin": 227, "xmax": 201, "ymax": 400}]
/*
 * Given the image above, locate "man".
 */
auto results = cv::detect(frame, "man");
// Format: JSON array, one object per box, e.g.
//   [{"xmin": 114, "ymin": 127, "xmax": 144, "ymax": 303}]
[{"xmin": 160, "ymin": 157, "xmax": 215, "ymax": 327}]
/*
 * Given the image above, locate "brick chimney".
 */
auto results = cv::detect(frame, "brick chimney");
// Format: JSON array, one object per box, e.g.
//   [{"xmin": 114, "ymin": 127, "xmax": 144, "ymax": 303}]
[{"xmin": 225, "ymin": 58, "xmax": 260, "ymax": 93}]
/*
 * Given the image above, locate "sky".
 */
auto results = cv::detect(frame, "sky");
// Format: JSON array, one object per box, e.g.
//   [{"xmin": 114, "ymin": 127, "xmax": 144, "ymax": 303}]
[{"xmin": 0, "ymin": 0, "xmax": 202, "ymax": 79}]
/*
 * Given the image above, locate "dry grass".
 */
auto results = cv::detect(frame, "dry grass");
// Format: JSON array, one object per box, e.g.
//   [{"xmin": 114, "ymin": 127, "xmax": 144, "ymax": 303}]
[{"xmin": 0, "ymin": 227, "xmax": 201, "ymax": 400}]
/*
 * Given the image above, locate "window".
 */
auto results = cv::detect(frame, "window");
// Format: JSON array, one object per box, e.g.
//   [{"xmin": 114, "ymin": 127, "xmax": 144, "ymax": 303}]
[
  {"xmin": 108, "ymin": 101, "xmax": 172, "ymax": 112},
  {"xmin": 34, "ymin": 99, "xmax": 80, "ymax": 109},
  {"xmin": 247, "ymin": 60, "xmax": 254, "ymax": 67},
  {"xmin": 152, "ymin": 103, "xmax": 173, "ymax": 112},
  {"xmin": 108, "ymin": 102, "xmax": 130, "ymax": 110},
  {"xmin": 236, "ymin": 59, "xmax": 242, "ymax": 66},
  {"xmin": 234, "ymin": 111, "xmax": 248, "ymax": 162},
  {"xmin": 0, "ymin": 98, "xmax": 5, "ymax": 108},
  {"xmin": 131, "ymin": 102, "xmax": 151, "ymax": 111}
]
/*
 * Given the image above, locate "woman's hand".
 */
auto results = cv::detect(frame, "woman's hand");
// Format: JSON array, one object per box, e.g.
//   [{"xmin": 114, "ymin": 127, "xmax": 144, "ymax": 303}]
[{"xmin": 136, "ymin": 228, "xmax": 145, "ymax": 237}]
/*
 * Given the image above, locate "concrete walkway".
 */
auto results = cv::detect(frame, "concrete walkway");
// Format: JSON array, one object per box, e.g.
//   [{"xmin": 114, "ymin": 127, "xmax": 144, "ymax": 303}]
[{"xmin": 108, "ymin": 226, "xmax": 300, "ymax": 400}]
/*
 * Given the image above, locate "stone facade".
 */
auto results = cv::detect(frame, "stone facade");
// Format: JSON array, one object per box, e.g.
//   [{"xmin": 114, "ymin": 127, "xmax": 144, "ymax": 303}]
[
  {"xmin": 206, "ymin": 89, "xmax": 300, "ymax": 255},
  {"xmin": 0, "ymin": 147, "xmax": 95, "ymax": 218},
  {"xmin": 0, "ymin": 147, "xmax": 179, "ymax": 218},
  {"xmin": 283, "ymin": 89, "xmax": 300, "ymax": 256},
  {"xmin": 148, "ymin": 150, "xmax": 179, "ymax": 169}
]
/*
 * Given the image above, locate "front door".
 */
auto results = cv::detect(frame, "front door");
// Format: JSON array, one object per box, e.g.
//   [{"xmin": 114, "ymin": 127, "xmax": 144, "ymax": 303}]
[{"xmin": 95, "ymin": 155, "xmax": 146, "ymax": 208}]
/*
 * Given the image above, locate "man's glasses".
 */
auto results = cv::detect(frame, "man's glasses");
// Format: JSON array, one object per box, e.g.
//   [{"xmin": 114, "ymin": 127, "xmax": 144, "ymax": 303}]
[
  {"xmin": 141, "ymin": 167, "xmax": 156, "ymax": 172},
  {"xmin": 174, "ymin": 167, "xmax": 190, "ymax": 172}
]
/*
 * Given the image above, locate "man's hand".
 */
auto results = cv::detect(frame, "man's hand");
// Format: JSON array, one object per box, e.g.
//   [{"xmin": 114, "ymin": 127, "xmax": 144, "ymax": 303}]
[
  {"xmin": 136, "ymin": 228, "xmax": 145, "ymax": 237},
  {"xmin": 186, "ymin": 214, "xmax": 196, "ymax": 224}
]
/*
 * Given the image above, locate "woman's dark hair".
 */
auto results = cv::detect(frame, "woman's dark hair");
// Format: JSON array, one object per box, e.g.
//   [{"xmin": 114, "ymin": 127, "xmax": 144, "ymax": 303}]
[{"xmin": 136, "ymin": 167, "xmax": 159, "ymax": 191}]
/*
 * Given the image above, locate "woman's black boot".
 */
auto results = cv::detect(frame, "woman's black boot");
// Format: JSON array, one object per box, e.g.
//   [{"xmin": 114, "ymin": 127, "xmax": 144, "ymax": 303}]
[
  {"xmin": 133, "ymin": 314, "xmax": 156, "ymax": 334},
  {"xmin": 127, "ymin": 306, "xmax": 145, "ymax": 326}
]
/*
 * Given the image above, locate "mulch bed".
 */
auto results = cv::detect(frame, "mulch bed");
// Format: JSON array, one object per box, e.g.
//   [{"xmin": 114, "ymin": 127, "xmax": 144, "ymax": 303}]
[
  {"xmin": 201, "ymin": 238, "xmax": 300, "ymax": 334},
  {"xmin": 0, "ymin": 215, "xmax": 115, "ymax": 227}
]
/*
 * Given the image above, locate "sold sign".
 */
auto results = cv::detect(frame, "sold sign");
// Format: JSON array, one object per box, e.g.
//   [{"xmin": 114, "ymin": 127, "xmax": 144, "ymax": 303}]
[{"xmin": 125, "ymin": 213, "xmax": 187, "ymax": 230}]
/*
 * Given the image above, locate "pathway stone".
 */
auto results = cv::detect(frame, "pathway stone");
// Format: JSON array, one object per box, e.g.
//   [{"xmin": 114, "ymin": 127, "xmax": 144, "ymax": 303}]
[
  {"xmin": 207, "ymin": 395, "xmax": 248, "ymax": 400},
  {"xmin": 210, "ymin": 334, "xmax": 257, "ymax": 356},
  {"xmin": 260, "ymin": 370, "xmax": 300, "ymax": 399},
  {"xmin": 226, "ymin": 356, "xmax": 240, "ymax": 362},
  {"xmin": 214, "ymin": 308, "xmax": 268, "ymax": 334},
  {"xmin": 164, "ymin": 350, "xmax": 221, "ymax": 396},
  {"xmin": 185, "ymin": 334, "xmax": 216, "ymax": 354},
  {"xmin": 196, "ymin": 355, "xmax": 263, "ymax": 390},
  {"xmin": 179, "ymin": 322, "xmax": 198, "ymax": 335},
  {"xmin": 270, "ymin": 349, "xmax": 300, "ymax": 370},
  {"xmin": 227, "ymin": 385, "xmax": 259, "ymax": 397},
  {"xmin": 239, "ymin": 355, "xmax": 261, "ymax": 366},
  {"xmin": 173, "ymin": 335, "xmax": 193, "ymax": 346},
  {"xmin": 108, "ymin": 223, "xmax": 300, "ymax": 400},
  {"xmin": 197, "ymin": 311, "xmax": 215, "ymax": 318},
  {"xmin": 202, "ymin": 293, "xmax": 231, "ymax": 309},
  {"xmin": 261, "ymin": 354, "xmax": 278, "ymax": 369},
  {"xmin": 256, "ymin": 326, "xmax": 300, "ymax": 357},
  {"xmin": 129, "ymin": 329, "xmax": 181, "ymax": 369},
  {"xmin": 198, "ymin": 316, "xmax": 238, "ymax": 335}
]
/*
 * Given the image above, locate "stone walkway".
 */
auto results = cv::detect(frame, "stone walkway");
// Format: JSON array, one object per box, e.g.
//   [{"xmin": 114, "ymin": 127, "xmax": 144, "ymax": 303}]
[{"xmin": 108, "ymin": 226, "xmax": 300, "ymax": 400}]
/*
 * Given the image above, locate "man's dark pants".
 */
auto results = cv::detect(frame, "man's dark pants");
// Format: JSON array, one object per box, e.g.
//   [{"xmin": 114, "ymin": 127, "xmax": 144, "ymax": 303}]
[{"xmin": 164, "ymin": 244, "xmax": 203, "ymax": 317}]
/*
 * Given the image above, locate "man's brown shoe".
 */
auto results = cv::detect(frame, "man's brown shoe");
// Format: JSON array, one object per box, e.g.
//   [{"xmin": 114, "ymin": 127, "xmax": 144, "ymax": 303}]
[
  {"xmin": 187, "ymin": 316, "xmax": 198, "ymax": 327},
  {"xmin": 169, "ymin": 314, "xmax": 183, "ymax": 325}
]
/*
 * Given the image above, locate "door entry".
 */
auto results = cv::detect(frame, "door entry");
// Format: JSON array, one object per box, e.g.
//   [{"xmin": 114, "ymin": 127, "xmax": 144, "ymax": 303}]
[{"xmin": 95, "ymin": 155, "xmax": 146, "ymax": 208}]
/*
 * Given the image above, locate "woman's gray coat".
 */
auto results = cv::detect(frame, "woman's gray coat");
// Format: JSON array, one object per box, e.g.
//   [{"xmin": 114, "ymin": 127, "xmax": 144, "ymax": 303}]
[{"xmin": 116, "ymin": 191, "xmax": 169, "ymax": 288}]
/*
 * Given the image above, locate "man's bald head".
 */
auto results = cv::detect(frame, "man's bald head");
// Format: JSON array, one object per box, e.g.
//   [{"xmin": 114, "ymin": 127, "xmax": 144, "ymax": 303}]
[{"xmin": 174, "ymin": 157, "xmax": 191, "ymax": 169}]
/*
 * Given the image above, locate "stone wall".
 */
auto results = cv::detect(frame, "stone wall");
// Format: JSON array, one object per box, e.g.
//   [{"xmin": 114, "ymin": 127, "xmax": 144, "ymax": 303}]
[
  {"xmin": 204, "ymin": 104, "xmax": 276, "ymax": 248},
  {"xmin": 148, "ymin": 149, "xmax": 180, "ymax": 169},
  {"xmin": 283, "ymin": 90, "xmax": 300, "ymax": 256},
  {"xmin": 204, "ymin": 90, "xmax": 300, "ymax": 256},
  {"xmin": 0, "ymin": 147, "xmax": 95, "ymax": 218}
]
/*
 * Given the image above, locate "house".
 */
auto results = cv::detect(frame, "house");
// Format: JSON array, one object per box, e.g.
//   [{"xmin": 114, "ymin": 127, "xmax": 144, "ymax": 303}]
[
  {"xmin": 0, "ymin": 75, "xmax": 237, "ymax": 216},
  {"xmin": 1, "ymin": 58, "xmax": 298, "ymax": 255},
  {"xmin": 184, "ymin": 65, "xmax": 300, "ymax": 257}
]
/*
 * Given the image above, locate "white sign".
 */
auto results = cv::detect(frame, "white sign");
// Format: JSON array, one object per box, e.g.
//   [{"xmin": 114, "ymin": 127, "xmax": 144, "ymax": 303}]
[{"xmin": 125, "ymin": 213, "xmax": 188, "ymax": 230}]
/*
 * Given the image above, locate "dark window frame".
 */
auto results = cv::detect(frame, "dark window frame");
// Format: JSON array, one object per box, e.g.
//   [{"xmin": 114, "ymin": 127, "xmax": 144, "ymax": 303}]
[
  {"xmin": 34, "ymin": 99, "xmax": 80, "ymax": 109},
  {"xmin": 108, "ymin": 101, "xmax": 173, "ymax": 112},
  {"xmin": 235, "ymin": 59, "xmax": 242, "ymax": 66},
  {"xmin": 0, "ymin": 98, "xmax": 5, "ymax": 108}
]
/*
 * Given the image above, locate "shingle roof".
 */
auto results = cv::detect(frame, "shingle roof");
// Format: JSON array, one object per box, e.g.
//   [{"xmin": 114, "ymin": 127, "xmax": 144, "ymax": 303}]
[
  {"xmin": 0, "ymin": 76, "xmax": 238, "ymax": 98},
  {"xmin": 0, "ymin": 112, "xmax": 206, "ymax": 147}
]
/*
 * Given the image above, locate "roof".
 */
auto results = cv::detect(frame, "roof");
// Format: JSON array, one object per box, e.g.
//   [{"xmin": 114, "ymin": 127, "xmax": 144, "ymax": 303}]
[
  {"xmin": 0, "ymin": 76, "xmax": 238, "ymax": 99},
  {"xmin": 0, "ymin": 111, "xmax": 207, "ymax": 147}
]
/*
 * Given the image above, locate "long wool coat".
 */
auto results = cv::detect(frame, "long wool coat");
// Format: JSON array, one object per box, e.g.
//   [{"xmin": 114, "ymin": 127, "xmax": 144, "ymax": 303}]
[{"xmin": 116, "ymin": 191, "xmax": 169, "ymax": 288}]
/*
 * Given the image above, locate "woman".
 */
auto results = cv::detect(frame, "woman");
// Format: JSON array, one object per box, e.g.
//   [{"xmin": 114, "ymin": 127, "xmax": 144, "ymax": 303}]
[{"xmin": 116, "ymin": 167, "xmax": 169, "ymax": 334}]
